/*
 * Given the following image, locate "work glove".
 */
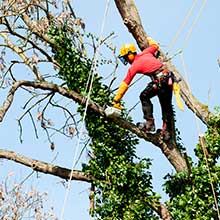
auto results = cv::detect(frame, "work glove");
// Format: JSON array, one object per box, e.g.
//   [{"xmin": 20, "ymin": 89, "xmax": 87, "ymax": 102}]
[
  {"xmin": 113, "ymin": 102, "xmax": 124, "ymax": 110},
  {"xmin": 147, "ymin": 36, "xmax": 159, "ymax": 50},
  {"xmin": 173, "ymin": 82, "xmax": 184, "ymax": 111},
  {"xmin": 113, "ymin": 81, "xmax": 129, "ymax": 103}
]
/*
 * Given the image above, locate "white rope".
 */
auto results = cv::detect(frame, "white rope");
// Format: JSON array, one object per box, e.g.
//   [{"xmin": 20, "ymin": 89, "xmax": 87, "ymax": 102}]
[
  {"xmin": 60, "ymin": 1, "xmax": 111, "ymax": 219},
  {"xmin": 167, "ymin": 0, "xmax": 198, "ymax": 53},
  {"xmin": 180, "ymin": 0, "xmax": 208, "ymax": 50}
]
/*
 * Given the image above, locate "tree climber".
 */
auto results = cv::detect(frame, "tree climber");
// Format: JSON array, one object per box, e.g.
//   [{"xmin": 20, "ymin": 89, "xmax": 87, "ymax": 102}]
[{"xmin": 113, "ymin": 37, "xmax": 175, "ymax": 138}]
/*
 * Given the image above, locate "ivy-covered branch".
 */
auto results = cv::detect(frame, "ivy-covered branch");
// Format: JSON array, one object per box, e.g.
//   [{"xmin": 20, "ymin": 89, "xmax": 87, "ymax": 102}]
[{"xmin": 0, "ymin": 79, "xmax": 187, "ymax": 172}]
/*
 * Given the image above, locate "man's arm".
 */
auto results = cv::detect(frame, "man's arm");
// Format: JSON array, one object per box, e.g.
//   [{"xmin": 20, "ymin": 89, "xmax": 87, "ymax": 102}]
[
  {"xmin": 113, "ymin": 66, "xmax": 137, "ymax": 108},
  {"xmin": 142, "ymin": 37, "xmax": 159, "ymax": 55},
  {"xmin": 113, "ymin": 81, "xmax": 129, "ymax": 102}
]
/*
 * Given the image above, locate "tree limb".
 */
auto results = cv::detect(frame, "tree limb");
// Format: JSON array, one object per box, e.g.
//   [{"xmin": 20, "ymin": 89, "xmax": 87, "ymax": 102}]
[
  {"xmin": 151, "ymin": 202, "xmax": 172, "ymax": 220},
  {"xmin": 114, "ymin": 0, "xmax": 148, "ymax": 49},
  {"xmin": 0, "ymin": 80, "xmax": 187, "ymax": 172},
  {"xmin": 0, "ymin": 149, "xmax": 95, "ymax": 182},
  {"xmin": 0, "ymin": 147, "xmax": 171, "ymax": 219}
]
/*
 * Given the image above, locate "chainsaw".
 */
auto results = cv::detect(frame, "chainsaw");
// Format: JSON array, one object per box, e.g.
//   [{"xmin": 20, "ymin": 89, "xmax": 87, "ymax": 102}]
[{"xmin": 104, "ymin": 105, "xmax": 121, "ymax": 118}]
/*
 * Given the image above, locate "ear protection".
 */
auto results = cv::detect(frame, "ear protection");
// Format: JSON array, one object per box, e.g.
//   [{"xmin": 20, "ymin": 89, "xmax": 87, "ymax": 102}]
[{"xmin": 127, "ymin": 53, "xmax": 135, "ymax": 61}]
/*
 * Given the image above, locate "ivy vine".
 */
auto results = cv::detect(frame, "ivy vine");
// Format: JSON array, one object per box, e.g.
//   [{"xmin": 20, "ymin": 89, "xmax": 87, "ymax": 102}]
[{"xmin": 48, "ymin": 24, "xmax": 160, "ymax": 219}]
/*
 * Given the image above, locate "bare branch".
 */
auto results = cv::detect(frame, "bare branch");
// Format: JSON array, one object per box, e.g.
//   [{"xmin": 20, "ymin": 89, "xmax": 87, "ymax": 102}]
[
  {"xmin": 3, "ymin": 17, "xmax": 53, "ymax": 62},
  {"xmin": 0, "ymin": 32, "xmax": 44, "ymax": 80},
  {"xmin": 0, "ymin": 149, "xmax": 95, "ymax": 182}
]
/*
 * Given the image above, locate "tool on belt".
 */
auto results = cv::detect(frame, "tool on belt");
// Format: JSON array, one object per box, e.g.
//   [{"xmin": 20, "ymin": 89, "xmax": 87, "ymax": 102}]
[{"xmin": 151, "ymin": 66, "xmax": 184, "ymax": 111}]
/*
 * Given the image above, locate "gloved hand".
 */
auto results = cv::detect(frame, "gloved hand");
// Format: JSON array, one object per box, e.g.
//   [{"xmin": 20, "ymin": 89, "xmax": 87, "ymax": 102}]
[
  {"xmin": 113, "ymin": 81, "xmax": 128, "ymax": 103},
  {"xmin": 147, "ymin": 36, "xmax": 159, "ymax": 49},
  {"xmin": 113, "ymin": 102, "xmax": 123, "ymax": 110}
]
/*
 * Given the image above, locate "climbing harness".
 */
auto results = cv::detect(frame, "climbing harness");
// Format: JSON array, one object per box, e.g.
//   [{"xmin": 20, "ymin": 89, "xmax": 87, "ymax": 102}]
[
  {"xmin": 150, "ymin": 69, "xmax": 174, "ymax": 88},
  {"xmin": 150, "ymin": 68, "xmax": 184, "ymax": 111}
]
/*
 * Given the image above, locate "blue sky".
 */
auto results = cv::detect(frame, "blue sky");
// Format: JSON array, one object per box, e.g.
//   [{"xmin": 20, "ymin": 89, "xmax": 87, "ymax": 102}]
[{"xmin": 1, "ymin": 1, "xmax": 220, "ymax": 219}]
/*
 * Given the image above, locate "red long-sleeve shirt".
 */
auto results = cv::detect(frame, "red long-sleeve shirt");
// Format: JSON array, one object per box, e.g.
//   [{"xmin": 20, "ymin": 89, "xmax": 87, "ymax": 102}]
[{"xmin": 123, "ymin": 46, "xmax": 163, "ymax": 85}]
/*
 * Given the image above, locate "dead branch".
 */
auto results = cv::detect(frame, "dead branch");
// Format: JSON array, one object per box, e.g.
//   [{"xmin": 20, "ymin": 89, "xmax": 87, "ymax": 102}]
[
  {"xmin": 0, "ymin": 149, "xmax": 95, "ymax": 182},
  {"xmin": 2, "ymin": 17, "xmax": 53, "ymax": 62},
  {"xmin": 0, "ymin": 32, "xmax": 44, "ymax": 80}
]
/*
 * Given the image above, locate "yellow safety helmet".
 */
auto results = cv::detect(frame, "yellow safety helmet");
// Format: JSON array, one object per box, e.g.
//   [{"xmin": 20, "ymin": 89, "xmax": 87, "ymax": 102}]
[{"xmin": 118, "ymin": 43, "xmax": 137, "ymax": 65}]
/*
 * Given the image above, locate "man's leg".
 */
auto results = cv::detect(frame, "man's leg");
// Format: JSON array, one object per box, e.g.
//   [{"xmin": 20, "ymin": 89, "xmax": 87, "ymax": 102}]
[
  {"xmin": 138, "ymin": 82, "xmax": 158, "ymax": 132},
  {"xmin": 158, "ymin": 83, "xmax": 173, "ymax": 139}
]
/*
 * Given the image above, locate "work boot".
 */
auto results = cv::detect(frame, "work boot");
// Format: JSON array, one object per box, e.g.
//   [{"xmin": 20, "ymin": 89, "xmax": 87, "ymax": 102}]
[
  {"xmin": 137, "ymin": 118, "xmax": 155, "ymax": 133},
  {"xmin": 161, "ymin": 122, "xmax": 170, "ymax": 140}
]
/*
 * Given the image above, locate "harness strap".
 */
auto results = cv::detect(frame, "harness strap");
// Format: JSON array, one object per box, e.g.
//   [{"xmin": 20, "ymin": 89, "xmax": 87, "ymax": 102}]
[
  {"xmin": 150, "ymin": 65, "xmax": 184, "ymax": 111},
  {"xmin": 150, "ymin": 65, "xmax": 172, "ymax": 82},
  {"xmin": 150, "ymin": 65, "xmax": 167, "ymax": 78}
]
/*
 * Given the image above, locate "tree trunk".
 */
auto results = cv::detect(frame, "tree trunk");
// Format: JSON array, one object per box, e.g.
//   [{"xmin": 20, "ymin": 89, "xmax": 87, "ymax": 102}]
[{"xmin": 114, "ymin": 0, "xmax": 213, "ymax": 125}]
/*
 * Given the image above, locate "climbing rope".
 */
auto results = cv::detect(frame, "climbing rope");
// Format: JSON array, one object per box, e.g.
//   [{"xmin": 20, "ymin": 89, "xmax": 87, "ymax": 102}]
[
  {"xmin": 180, "ymin": 0, "xmax": 208, "ymax": 50},
  {"xmin": 60, "ymin": 0, "xmax": 111, "ymax": 219},
  {"xmin": 167, "ymin": 0, "xmax": 199, "ymax": 53}
]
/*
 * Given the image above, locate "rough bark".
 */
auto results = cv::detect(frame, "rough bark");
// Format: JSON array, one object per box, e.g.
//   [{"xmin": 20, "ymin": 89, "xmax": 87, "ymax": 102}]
[{"xmin": 152, "ymin": 203, "xmax": 172, "ymax": 220}]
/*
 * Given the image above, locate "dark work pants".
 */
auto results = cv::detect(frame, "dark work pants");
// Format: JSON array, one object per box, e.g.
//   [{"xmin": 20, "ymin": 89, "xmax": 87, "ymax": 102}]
[{"xmin": 139, "ymin": 77, "xmax": 173, "ymax": 124}]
